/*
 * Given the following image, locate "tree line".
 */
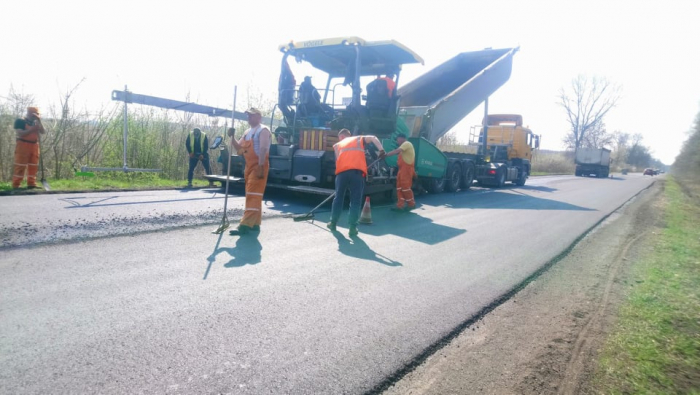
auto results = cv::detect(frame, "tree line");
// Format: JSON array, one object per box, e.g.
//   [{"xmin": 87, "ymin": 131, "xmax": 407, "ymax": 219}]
[
  {"xmin": 673, "ymin": 109, "xmax": 700, "ymax": 180},
  {"xmin": 559, "ymin": 75, "xmax": 665, "ymax": 170}
]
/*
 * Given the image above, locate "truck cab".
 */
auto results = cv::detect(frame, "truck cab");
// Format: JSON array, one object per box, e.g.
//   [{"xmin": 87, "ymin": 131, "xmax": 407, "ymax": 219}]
[{"xmin": 470, "ymin": 114, "xmax": 540, "ymax": 187}]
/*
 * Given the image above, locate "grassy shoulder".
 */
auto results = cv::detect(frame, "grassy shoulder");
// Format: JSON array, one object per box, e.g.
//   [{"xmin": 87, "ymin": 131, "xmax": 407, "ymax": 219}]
[
  {"xmin": 0, "ymin": 173, "xmax": 212, "ymax": 193},
  {"xmin": 593, "ymin": 177, "xmax": 700, "ymax": 394}
]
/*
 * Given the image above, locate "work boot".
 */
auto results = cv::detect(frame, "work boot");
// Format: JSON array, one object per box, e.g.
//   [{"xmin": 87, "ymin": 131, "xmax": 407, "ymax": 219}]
[
  {"xmin": 229, "ymin": 225, "xmax": 252, "ymax": 236},
  {"xmin": 348, "ymin": 225, "xmax": 359, "ymax": 237},
  {"xmin": 187, "ymin": 182, "xmax": 193, "ymax": 188},
  {"xmin": 326, "ymin": 222, "xmax": 337, "ymax": 232}
]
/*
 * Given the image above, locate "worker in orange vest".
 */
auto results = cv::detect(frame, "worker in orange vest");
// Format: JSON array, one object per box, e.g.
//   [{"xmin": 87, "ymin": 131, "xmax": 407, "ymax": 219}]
[
  {"xmin": 385, "ymin": 133, "xmax": 417, "ymax": 211},
  {"xmin": 377, "ymin": 73, "xmax": 396, "ymax": 97},
  {"xmin": 12, "ymin": 106, "xmax": 45, "ymax": 189},
  {"xmin": 228, "ymin": 108, "xmax": 271, "ymax": 236},
  {"xmin": 327, "ymin": 129, "xmax": 386, "ymax": 237}
]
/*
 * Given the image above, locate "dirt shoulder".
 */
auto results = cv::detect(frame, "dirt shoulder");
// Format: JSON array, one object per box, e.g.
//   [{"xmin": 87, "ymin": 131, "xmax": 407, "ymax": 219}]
[{"xmin": 383, "ymin": 180, "xmax": 663, "ymax": 395}]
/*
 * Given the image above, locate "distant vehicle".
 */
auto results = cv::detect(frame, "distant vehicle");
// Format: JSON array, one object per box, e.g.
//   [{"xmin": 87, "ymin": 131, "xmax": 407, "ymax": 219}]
[
  {"xmin": 644, "ymin": 168, "xmax": 655, "ymax": 176},
  {"xmin": 575, "ymin": 148, "xmax": 611, "ymax": 178},
  {"xmin": 621, "ymin": 168, "xmax": 629, "ymax": 175}
]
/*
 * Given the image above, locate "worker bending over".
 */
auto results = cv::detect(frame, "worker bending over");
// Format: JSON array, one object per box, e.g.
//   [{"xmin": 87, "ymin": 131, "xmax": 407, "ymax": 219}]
[
  {"xmin": 13, "ymin": 107, "xmax": 45, "ymax": 189},
  {"xmin": 185, "ymin": 127, "xmax": 214, "ymax": 188},
  {"xmin": 228, "ymin": 108, "xmax": 271, "ymax": 236},
  {"xmin": 328, "ymin": 129, "xmax": 385, "ymax": 237},
  {"xmin": 385, "ymin": 133, "xmax": 417, "ymax": 211}
]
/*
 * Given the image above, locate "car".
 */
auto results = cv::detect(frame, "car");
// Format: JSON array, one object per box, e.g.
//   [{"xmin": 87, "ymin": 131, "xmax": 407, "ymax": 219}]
[
  {"xmin": 644, "ymin": 168, "xmax": 655, "ymax": 176},
  {"xmin": 621, "ymin": 168, "xmax": 629, "ymax": 175}
]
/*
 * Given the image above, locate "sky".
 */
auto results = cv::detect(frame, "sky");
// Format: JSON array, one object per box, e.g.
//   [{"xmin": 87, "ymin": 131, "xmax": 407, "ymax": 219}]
[{"xmin": 2, "ymin": 0, "xmax": 699, "ymax": 164}]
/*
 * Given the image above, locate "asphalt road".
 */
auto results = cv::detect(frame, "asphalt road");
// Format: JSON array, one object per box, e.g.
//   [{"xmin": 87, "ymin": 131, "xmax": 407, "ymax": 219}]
[{"xmin": 0, "ymin": 174, "xmax": 656, "ymax": 394}]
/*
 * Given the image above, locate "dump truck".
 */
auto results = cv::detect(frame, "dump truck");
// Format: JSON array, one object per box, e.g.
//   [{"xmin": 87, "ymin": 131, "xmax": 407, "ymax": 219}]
[
  {"xmin": 209, "ymin": 37, "xmax": 538, "ymax": 195},
  {"xmin": 575, "ymin": 148, "xmax": 611, "ymax": 178}
]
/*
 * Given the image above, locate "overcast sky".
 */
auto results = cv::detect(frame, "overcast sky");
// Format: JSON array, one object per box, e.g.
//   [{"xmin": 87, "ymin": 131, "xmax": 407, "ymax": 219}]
[{"xmin": 2, "ymin": 0, "xmax": 699, "ymax": 164}]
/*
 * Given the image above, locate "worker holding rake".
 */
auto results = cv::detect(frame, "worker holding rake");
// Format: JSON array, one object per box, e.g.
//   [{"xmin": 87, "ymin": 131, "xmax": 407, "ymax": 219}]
[{"xmin": 228, "ymin": 108, "xmax": 271, "ymax": 236}]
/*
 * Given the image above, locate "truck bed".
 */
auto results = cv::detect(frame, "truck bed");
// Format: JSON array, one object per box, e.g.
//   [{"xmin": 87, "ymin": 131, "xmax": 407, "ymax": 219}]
[{"xmin": 398, "ymin": 47, "xmax": 518, "ymax": 144}]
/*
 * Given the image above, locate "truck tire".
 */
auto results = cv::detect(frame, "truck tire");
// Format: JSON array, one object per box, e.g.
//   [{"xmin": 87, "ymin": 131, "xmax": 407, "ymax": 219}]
[
  {"xmin": 495, "ymin": 169, "xmax": 506, "ymax": 188},
  {"xmin": 445, "ymin": 163, "xmax": 462, "ymax": 192},
  {"xmin": 460, "ymin": 164, "xmax": 475, "ymax": 190},
  {"xmin": 515, "ymin": 168, "xmax": 528, "ymax": 186},
  {"xmin": 425, "ymin": 177, "xmax": 445, "ymax": 194}
]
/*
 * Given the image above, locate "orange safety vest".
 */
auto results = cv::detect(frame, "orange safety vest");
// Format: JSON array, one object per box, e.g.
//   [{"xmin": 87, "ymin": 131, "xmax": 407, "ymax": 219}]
[{"xmin": 334, "ymin": 136, "xmax": 367, "ymax": 176}]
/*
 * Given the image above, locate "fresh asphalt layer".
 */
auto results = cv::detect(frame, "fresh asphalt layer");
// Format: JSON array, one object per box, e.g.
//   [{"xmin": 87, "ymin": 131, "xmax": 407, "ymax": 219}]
[{"xmin": 0, "ymin": 174, "xmax": 656, "ymax": 393}]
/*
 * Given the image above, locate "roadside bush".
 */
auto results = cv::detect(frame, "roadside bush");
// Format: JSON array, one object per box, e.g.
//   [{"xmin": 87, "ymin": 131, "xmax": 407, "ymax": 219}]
[{"xmin": 531, "ymin": 150, "xmax": 575, "ymax": 174}]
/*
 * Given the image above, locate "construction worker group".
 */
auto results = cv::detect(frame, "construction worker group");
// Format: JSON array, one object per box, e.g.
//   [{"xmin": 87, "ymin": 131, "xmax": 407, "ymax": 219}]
[
  {"xmin": 224, "ymin": 113, "xmax": 415, "ymax": 238},
  {"xmin": 11, "ymin": 105, "xmax": 415, "ymax": 239}
]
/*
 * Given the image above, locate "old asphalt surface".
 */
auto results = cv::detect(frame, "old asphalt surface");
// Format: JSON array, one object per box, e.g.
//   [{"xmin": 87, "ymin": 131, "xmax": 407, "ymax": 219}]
[{"xmin": 0, "ymin": 174, "xmax": 656, "ymax": 393}]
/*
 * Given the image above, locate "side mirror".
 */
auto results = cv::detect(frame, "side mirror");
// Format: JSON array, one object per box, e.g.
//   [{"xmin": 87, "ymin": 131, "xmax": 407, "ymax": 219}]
[
  {"xmin": 534, "ymin": 135, "xmax": 541, "ymax": 149},
  {"xmin": 210, "ymin": 136, "xmax": 223, "ymax": 149}
]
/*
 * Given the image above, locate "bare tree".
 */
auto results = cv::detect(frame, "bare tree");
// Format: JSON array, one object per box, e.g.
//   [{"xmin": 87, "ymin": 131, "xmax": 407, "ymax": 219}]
[
  {"xmin": 582, "ymin": 121, "xmax": 613, "ymax": 149},
  {"xmin": 558, "ymin": 75, "xmax": 621, "ymax": 155}
]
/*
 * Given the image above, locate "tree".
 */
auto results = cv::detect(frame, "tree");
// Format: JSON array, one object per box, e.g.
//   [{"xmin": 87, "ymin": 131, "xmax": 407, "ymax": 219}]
[
  {"xmin": 611, "ymin": 130, "xmax": 630, "ymax": 167},
  {"xmin": 558, "ymin": 75, "xmax": 621, "ymax": 155},
  {"xmin": 582, "ymin": 121, "xmax": 613, "ymax": 149}
]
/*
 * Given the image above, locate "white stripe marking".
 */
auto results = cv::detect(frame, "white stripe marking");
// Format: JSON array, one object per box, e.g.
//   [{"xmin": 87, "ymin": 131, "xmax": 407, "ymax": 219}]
[
  {"xmin": 14, "ymin": 163, "xmax": 27, "ymax": 167},
  {"xmin": 245, "ymin": 208, "xmax": 260, "ymax": 211},
  {"xmin": 246, "ymin": 192, "xmax": 263, "ymax": 196}
]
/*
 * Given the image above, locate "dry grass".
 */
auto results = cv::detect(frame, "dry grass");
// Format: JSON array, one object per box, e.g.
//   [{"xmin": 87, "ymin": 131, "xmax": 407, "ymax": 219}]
[{"xmin": 531, "ymin": 150, "xmax": 575, "ymax": 174}]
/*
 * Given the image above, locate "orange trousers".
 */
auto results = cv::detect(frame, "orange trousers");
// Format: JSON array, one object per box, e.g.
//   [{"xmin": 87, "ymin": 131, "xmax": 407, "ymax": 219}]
[
  {"xmin": 396, "ymin": 160, "xmax": 416, "ymax": 209},
  {"xmin": 239, "ymin": 138, "xmax": 269, "ymax": 228},
  {"xmin": 13, "ymin": 140, "xmax": 40, "ymax": 188}
]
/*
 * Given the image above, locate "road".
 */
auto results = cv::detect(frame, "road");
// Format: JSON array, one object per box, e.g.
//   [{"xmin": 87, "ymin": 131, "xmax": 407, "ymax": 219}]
[{"xmin": 0, "ymin": 174, "xmax": 656, "ymax": 394}]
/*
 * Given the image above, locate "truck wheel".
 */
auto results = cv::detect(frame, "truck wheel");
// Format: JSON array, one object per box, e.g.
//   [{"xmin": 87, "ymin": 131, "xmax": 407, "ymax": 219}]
[
  {"xmin": 445, "ymin": 163, "xmax": 462, "ymax": 192},
  {"xmin": 426, "ymin": 177, "xmax": 445, "ymax": 194},
  {"xmin": 460, "ymin": 164, "xmax": 475, "ymax": 190},
  {"xmin": 495, "ymin": 170, "xmax": 506, "ymax": 188},
  {"xmin": 515, "ymin": 168, "xmax": 528, "ymax": 186}
]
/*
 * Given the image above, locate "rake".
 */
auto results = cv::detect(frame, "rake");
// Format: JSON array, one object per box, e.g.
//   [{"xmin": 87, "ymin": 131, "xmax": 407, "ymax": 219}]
[
  {"xmin": 291, "ymin": 158, "xmax": 384, "ymax": 222},
  {"xmin": 213, "ymin": 86, "xmax": 237, "ymax": 234}
]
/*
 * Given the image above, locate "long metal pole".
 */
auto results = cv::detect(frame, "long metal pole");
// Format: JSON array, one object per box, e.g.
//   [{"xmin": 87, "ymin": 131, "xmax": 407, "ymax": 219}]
[
  {"xmin": 123, "ymin": 85, "xmax": 128, "ymax": 171},
  {"xmin": 222, "ymin": 86, "xmax": 237, "ymax": 213},
  {"xmin": 482, "ymin": 98, "xmax": 489, "ymax": 159}
]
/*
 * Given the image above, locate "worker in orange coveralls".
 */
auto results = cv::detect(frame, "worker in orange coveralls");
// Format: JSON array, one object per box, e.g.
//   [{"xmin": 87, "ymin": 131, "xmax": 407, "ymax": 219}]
[
  {"xmin": 385, "ymin": 133, "xmax": 417, "ymax": 212},
  {"xmin": 12, "ymin": 106, "xmax": 45, "ymax": 189},
  {"xmin": 227, "ymin": 108, "xmax": 271, "ymax": 236}
]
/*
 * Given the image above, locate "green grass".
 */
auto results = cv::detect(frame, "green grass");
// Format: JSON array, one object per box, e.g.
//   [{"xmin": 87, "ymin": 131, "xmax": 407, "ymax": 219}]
[
  {"xmin": 594, "ymin": 177, "xmax": 700, "ymax": 394},
  {"xmin": 0, "ymin": 173, "xmax": 212, "ymax": 192}
]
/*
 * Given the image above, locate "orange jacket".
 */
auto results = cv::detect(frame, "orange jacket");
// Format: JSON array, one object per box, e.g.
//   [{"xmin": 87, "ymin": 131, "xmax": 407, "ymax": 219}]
[{"xmin": 334, "ymin": 136, "xmax": 367, "ymax": 176}]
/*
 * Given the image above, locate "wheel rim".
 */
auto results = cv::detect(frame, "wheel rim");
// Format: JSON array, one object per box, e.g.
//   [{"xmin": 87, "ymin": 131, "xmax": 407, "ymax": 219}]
[
  {"xmin": 450, "ymin": 167, "xmax": 460, "ymax": 189},
  {"xmin": 465, "ymin": 167, "xmax": 474, "ymax": 185}
]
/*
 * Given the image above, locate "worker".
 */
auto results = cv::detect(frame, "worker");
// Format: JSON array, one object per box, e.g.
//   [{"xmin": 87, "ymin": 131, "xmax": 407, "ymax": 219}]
[
  {"xmin": 12, "ymin": 106, "xmax": 45, "ymax": 189},
  {"xmin": 327, "ymin": 129, "xmax": 386, "ymax": 237},
  {"xmin": 228, "ymin": 108, "xmax": 271, "ymax": 236},
  {"xmin": 377, "ymin": 73, "xmax": 396, "ymax": 97},
  {"xmin": 185, "ymin": 127, "xmax": 214, "ymax": 188},
  {"xmin": 385, "ymin": 133, "xmax": 417, "ymax": 211}
]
